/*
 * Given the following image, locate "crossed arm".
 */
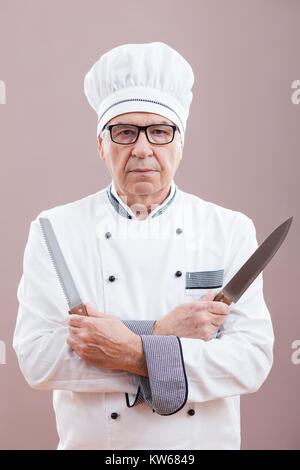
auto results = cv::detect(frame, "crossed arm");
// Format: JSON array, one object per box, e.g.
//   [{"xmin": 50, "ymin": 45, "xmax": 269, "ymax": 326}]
[{"xmin": 67, "ymin": 290, "xmax": 230, "ymax": 376}]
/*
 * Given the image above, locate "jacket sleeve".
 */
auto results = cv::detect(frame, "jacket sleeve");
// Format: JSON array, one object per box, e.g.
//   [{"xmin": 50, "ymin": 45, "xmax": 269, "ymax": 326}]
[
  {"xmin": 179, "ymin": 216, "xmax": 274, "ymax": 403},
  {"xmin": 122, "ymin": 323, "xmax": 188, "ymax": 415},
  {"xmin": 13, "ymin": 216, "xmax": 139, "ymax": 394},
  {"xmin": 121, "ymin": 321, "xmax": 156, "ymax": 335}
]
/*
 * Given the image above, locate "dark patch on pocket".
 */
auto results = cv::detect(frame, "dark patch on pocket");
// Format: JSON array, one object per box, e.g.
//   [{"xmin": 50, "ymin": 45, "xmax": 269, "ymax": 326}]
[{"xmin": 185, "ymin": 269, "xmax": 224, "ymax": 289}]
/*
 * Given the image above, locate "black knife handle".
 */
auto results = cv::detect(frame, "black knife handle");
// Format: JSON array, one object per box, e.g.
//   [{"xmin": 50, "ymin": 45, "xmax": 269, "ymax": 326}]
[{"xmin": 214, "ymin": 291, "xmax": 232, "ymax": 306}]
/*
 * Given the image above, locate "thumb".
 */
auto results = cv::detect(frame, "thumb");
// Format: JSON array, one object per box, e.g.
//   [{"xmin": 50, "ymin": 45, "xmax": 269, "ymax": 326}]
[
  {"xmin": 84, "ymin": 302, "xmax": 104, "ymax": 318},
  {"xmin": 199, "ymin": 289, "xmax": 216, "ymax": 301}
]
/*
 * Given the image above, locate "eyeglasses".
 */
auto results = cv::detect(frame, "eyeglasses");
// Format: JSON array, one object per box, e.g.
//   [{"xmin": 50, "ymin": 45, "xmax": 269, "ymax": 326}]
[{"xmin": 103, "ymin": 124, "xmax": 179, "ymax": 145}]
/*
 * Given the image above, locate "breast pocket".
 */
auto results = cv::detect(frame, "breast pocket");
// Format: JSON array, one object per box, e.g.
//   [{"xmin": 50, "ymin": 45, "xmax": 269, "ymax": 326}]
[{"xmin": 184, "ymin": 269, "xmax": 224, "ymax": 300}]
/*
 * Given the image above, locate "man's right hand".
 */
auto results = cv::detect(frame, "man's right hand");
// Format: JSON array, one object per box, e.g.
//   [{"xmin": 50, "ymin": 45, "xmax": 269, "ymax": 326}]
[{"xmin": 152, "ymin": 290, "xmax": 230, "ymax": 341}]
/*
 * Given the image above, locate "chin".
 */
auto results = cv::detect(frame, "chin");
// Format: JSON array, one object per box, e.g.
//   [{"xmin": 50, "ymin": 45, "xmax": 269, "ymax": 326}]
[{"xmin": 129, "ymin": 181, "xmax": 157, "ymax": 194}]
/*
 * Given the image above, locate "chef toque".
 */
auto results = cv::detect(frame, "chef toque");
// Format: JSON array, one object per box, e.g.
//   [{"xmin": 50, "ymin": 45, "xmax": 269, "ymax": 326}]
[{"xmin": 84, "ymin": 42, "xmax": 194, "ymax": 146}]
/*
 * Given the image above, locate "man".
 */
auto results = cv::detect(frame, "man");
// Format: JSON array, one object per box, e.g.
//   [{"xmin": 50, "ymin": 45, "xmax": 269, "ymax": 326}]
[{"xmin": 13, "ymin": 42, "xmax": 274, "ymax": 450}]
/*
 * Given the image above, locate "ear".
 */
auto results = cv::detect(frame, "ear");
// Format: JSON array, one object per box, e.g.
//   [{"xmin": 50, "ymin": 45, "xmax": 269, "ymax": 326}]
[{"xmin": 97, "ymin": 135, "xmax": 105, "ymax": 161}]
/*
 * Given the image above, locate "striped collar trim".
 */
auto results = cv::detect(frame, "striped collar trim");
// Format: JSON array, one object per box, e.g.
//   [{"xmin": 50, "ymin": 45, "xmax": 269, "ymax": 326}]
[{"xmin": 106, "ymin": 180, "xmax": 178, "ymax": 220}]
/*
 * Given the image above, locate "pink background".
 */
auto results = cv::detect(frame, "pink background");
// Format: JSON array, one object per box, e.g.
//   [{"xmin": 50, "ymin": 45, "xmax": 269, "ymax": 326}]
[{"xmin": 0, "ymin": 0, "xmax": 299, "ymax": 449}]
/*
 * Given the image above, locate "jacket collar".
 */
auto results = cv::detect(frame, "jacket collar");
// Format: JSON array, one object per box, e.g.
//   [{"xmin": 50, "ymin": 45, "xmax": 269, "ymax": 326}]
[{"xmin": 106, "ymin": 179, "xmax": 178, "ymax": 220}]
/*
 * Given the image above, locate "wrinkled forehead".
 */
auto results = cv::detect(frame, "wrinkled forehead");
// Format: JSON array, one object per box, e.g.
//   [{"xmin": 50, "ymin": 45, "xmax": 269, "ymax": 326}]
[{"xmin": 106, "ymin": 112, "xmax": 175, "ymax": 127}]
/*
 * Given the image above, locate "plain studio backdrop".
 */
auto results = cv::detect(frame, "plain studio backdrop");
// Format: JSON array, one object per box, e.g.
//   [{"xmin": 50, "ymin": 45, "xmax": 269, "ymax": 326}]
[{"xmin": 0, "ymin": 0, "xmax": 299, "ymax": 450}]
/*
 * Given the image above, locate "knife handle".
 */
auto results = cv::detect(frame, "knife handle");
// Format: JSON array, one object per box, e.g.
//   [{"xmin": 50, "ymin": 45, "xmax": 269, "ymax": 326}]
[
  {"xmin": 69, "ymin": 304, "xmax": 88, "ymax": 316},
  {"xmin": 213, "ymin": 291, "xmax": 232, "ymax": 306}
]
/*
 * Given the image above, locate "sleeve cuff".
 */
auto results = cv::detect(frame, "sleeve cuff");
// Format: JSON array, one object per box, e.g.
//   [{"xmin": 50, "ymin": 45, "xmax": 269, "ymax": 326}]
[
  {"xmin": 138, "ymin": 335, "xmax": 188, "ymax": 416},
  {"xmin": 122, "ymin": 320, "xmax": 156, "ymax": 335},
  {"xmin": 124, "ymin": 320, "xmax": 156, "ymax": 408}
]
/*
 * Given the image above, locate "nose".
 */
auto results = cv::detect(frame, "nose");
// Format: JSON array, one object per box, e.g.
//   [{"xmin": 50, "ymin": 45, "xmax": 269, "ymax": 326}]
[{"xmin": 131, "ymin": 129, "xmax": 154, "ymax": 158}]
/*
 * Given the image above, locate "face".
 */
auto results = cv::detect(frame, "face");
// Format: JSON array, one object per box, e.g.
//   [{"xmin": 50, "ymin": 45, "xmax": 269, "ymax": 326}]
[{"xmin": 97, "ymin": 112, "xmax": 183, "ymax": 198}]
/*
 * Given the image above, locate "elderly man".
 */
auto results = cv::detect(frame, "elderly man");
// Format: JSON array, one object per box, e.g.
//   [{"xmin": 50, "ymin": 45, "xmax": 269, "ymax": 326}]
[{"xmin": 13, "ymin": 42, "xmax": 274, "ymax": 450}]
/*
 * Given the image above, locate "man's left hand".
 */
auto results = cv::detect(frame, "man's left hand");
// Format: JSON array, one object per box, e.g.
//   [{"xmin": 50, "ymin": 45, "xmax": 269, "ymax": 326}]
[{"xmin": 67, "ymin": 304, "xmax": 148, "ymax": 376}]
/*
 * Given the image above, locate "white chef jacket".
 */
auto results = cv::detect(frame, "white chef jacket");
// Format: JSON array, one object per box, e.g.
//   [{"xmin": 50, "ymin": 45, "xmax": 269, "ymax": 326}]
[{"xmin": 13, "ymin": 179, "xmax": 274, "ymax": 450}]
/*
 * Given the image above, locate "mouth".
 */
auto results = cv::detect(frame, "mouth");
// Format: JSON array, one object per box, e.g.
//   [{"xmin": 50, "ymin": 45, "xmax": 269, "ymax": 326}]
[{"xmin": 130, "ymin": 169, "xmax": 158, "ymax": 173}]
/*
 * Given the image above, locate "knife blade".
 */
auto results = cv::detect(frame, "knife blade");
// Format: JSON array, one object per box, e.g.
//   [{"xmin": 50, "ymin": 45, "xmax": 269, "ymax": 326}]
[
  {"xmin": 214, "ymin": 217, "xmax": 293, "ymax": 306},
  {"xmin": 39, "ymin": 217, "xmax": 88, "ymax": 316}
]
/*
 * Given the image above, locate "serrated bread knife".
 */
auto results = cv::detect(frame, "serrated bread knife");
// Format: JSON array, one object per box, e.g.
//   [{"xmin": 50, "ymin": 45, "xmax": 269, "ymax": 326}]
[
  {"xmin": 214, "ymin": 217, "xmax": 293, "ymax": 306},
  {"xmin": 39, "ymin": 217, "xmax": 88, "ymax": 316}
]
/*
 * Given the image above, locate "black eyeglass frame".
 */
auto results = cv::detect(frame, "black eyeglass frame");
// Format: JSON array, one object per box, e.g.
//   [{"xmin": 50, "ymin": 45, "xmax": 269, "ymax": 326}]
[{"xmin": 103, "ymin": 124, "xmax": 180, "ymax": 145}]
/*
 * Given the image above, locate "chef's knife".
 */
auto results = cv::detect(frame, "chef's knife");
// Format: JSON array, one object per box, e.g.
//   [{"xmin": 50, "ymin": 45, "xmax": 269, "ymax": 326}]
[
  {"xmin": 214, "ymin": 217, "xmax": 293, "ymax": 306},
  {"xmin": 39, "ymin": 217, "xmax": 88, "ymax": 316}
]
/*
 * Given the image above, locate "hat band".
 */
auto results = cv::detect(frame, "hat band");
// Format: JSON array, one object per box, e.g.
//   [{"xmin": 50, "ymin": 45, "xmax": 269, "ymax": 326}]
[{"xmin": 97, "ymin": 98, "xmax": 184, "ymax": 131}]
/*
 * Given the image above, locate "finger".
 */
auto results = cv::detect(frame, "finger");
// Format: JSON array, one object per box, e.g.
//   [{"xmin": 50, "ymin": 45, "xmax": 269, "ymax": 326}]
[
  {"xmin": 195, "ymin": 299, "xmax": 230, "ymax": 315},
  {"xmin": 68, "ymin": 326, "xmax": 83, "ymax": 335},
  {"xmin": 69, "ymin": 314, "xmax": 87, "ymax": 327},
  {"xmin": 210, "ymin": 313, "xmax": 229, "ymax": 325},
  {"xmin": 207, "ymin": 301, "xmax": 230, "ymax": 315},
  {"xmin": 199, "ymin": 289, "xmax": 215, "ymax": 301},
  {"xmin": 85, "ymin": 303, "xmax": 106, "ymax": 318},
  {"xmin": 67, "ymin": 335, "xmax": 77, "ymax": 349}
]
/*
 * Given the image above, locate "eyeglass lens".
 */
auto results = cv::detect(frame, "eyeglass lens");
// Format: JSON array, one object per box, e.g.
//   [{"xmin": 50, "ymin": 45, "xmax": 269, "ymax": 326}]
[{"xmin": 111, "ymin": 125, "xmax": 174, "ymax": 144}]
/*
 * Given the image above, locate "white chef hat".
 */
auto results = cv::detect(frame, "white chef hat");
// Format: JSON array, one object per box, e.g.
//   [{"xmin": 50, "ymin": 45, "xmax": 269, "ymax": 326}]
[{"xmin": 84, "ymin": 42, "xmax": 194, "ymax": 146}]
